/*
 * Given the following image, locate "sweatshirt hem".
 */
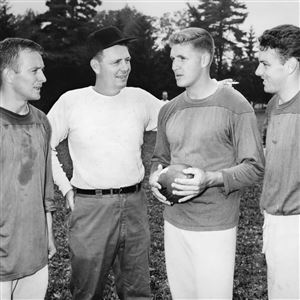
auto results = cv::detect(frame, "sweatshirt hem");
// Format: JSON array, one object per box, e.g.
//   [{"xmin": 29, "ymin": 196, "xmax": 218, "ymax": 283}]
[
  {"xmin": 0, "ymin": 261, "xmax": 47, "ymax": 282},
  {"xmin": 261, "ymin": 208, "xmax": 300, "ymax": 216},
  {"xmin": 164, "ymin": 216, "xmax": 238, "ymax": 232}
]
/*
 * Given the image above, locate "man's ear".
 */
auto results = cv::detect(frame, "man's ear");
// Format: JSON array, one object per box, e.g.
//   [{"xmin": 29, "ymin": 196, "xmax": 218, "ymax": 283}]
[
  {"xmin": 286, "ymin": 57, "xmax": 299, "ymax": 75},
  {"xmin": 200, "ymin": 52, "xmax": 211, "ymax": 68},
  {"xmin": 2, "ymin": 68, "xmax": 15, "ymax": 84},
  {"xmin": 90, "ymin": 58, "xmax": 101, "ymax": 74}
]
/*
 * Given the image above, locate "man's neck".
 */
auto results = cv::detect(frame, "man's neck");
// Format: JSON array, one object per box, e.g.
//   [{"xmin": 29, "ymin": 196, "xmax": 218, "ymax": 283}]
[
  {"xmin": 186, "ymin": 77, "xmax": 218, "ymax": 100},
  {"xmin": 0, "ymin": 91, "xmax": 29, "ymax": 115},
  {"xmin": 93, "ymin": 82, "xmax": 123, "ymax": 97},
  {"xmin": 277, "ymin": 76, "xmax": 300, "ymax": 105}
]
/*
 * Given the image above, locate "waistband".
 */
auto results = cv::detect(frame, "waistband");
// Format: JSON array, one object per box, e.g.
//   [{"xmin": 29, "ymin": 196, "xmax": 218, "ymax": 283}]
[
  {"xmin": 75, "ymin": 183, "xmax": 142, "ymax": 195},
  {"xmin": 263, "ymin": 211, "xmax": 300, "ymax": 224}
]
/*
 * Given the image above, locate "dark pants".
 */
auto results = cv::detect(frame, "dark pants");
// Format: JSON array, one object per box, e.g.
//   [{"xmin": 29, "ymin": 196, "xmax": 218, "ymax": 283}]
[{"xmin": 69, "ymin": 189, "xmax": 151, "ymax": 300}]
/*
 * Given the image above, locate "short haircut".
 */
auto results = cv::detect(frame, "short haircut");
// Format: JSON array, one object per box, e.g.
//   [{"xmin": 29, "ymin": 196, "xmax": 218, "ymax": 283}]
[
  {"xmin": 258, "ymin": 24, "xmax": 300, "ymax": 63},
  {"xmin": 169, "ymin": 27, "xmax": 215, "ymax": 64},
  {"xmin": 0, "ymin": 37, "xmax": 43, "ymax": 76}
]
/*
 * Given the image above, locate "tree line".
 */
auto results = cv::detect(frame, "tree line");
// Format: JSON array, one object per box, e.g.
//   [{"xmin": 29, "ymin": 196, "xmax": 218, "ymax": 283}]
[{"xmin": 0, "ymin": 0, "xmax": 271, "ymax": 113}]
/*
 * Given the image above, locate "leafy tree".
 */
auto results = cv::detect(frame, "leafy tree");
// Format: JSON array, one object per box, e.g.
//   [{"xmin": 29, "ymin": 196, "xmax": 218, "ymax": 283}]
[
  {"xmin": 13, "ymin": 9, "xmax": 41, "ymax": 40},
  {"xmin": 0, "ymin": 0, "xmax": 16, "ymax": 40},
  {"xmin": 36, "ymin": 0, "xmax": 102, "ymax": 51},
  {"xmin": 227, "ymin": 25, "xmax": 270, "ymax": 105},
  {"xmin": 154, "ymin": 10, "xmax": 190, "ymax": 47},
  {"xmin": 93, "ymin": 5, "xmax": 143, "ymax": 34},
  {"xmin": 186, "ymin": 0, "xmax": 248, "ymax": 77}
]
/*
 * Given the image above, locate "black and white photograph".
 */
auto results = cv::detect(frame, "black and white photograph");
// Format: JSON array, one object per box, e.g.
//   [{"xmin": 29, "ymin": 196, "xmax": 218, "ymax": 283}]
[{"xmin": 1, "ymin": 0, "xmax": 299, "ymax": 299}]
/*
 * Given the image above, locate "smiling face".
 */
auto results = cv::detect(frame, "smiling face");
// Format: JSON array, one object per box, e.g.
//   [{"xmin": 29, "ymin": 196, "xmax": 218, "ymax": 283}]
[
  {"xmin": 10, "ymin": 49, "xmax": 46, "ymax": 102},
  {"xmin": 255, "ymin": 48, "xmax": 288, "ymax": 95},
  {"xmin": 93, "ymin": 44, "xmax": 131, "ymax": 95},
  {"xmin": 170, "ymin": 43, "xmax": 207, "ymax": 90}
]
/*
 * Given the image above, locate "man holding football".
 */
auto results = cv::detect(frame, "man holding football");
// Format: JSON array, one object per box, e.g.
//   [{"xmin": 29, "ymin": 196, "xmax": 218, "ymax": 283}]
[{"xmin": 149, "ymin": 27, "xmax": 264, "ymax": 299}]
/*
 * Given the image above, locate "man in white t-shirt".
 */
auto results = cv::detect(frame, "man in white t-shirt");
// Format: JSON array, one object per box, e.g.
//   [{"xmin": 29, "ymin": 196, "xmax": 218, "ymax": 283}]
[{"xmin": 47, "ymin": 26, "xmax": 163, "ymax": 300}]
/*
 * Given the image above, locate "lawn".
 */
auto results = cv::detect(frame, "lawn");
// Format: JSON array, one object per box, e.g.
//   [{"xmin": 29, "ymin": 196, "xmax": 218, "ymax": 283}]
[{"xmin": 46, "ymin": 110, "xmax": 267, "ymax": 300}]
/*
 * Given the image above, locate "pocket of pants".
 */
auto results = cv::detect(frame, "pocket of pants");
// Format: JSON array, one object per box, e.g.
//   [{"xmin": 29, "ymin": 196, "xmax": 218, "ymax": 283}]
[{"xmin": 68, "ymin": 194, "xmax": 80, "ymax": 230}]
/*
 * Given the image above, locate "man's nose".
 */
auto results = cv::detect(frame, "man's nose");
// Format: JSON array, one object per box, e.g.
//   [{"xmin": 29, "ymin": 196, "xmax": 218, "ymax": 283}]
[
  {"xmin": 38, "ymin": 70, "xmax": 47, "ymax": 82},
  {"xmin": 255, "ymin": 64, "xmax": 262, "ymax": 76},
  {"xmin": 172, "ymin": 59, "xmax": 179, "ymax": 71},
  {"xmin": 120, "ymin": 60, "xmax": 130, "ymax": 71}
]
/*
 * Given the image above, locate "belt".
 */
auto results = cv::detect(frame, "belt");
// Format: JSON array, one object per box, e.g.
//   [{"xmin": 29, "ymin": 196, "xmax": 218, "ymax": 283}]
[{"xmin": 75, "ymin": 183, "xmax": 141, "ymax": 195}]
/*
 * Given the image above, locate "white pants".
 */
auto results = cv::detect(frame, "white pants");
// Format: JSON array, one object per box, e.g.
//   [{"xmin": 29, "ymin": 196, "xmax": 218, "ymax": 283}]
[
  {"xmin": 263, "ymin": 212, "xmax": 300, "ymax": 299},
  {"xmin": 0, "ymin": 265, "xmax": 48, "ymax": 300},
  {"xmin": 164, "ymin": 221, "xmax": 236, "ymax": 300}
]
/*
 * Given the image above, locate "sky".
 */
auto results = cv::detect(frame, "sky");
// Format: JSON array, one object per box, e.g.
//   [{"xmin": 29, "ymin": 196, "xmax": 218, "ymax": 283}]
[{"xmin": 7, "ymin": 0, "xmax": 300, "ymax": 36}]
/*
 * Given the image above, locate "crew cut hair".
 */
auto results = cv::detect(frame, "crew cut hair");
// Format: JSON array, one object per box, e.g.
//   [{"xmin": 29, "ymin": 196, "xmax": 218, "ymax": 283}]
[
  {"xmin": 0, "ymin": 37, "xmax": 43, "ymax": 74},
  {"xmin": 258, "ymin": 24, "xmax": 300, "ymax": 63},
  {"xmin": 169, "ymin": 27, "xmax": 215, "ymax": 64}
]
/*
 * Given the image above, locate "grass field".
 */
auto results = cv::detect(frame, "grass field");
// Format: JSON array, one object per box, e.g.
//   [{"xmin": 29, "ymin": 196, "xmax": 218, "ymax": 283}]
[{"xmin": 46, "ymin": 110, "xmax": 267, "ymax": 300}]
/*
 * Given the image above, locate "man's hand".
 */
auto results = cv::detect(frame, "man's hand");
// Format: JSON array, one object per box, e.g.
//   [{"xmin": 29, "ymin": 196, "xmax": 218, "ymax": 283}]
[
  {"xmin": 149, "ymin": 164, "xmax": 173, "ymax": 206},
  {"xmin": 66, "ymin": 189, "xmax": 75, "ymax": 211},
  {"xmin": 48, "ymin": 234, "xmax": 57, "ymax": 259},
  {"xmin": 172, "ymin": 167, "xmax": 208, "ymax": 203},
  {"xmin": 46, "ymin": 212, "xmax": 57, "ymax": 259}
]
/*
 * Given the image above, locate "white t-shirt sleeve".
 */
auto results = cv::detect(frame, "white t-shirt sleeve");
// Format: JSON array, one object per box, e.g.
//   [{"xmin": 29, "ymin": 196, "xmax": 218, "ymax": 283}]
[{"xmin": 140, "ymin": 89, "xmax": 164, "ymax": 131}]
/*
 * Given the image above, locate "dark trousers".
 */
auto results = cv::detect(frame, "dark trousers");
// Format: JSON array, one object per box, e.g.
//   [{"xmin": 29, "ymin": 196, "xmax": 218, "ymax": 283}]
[{"xmin": 69, "ymin": 189, "xmax": 151, "ymax": 300}]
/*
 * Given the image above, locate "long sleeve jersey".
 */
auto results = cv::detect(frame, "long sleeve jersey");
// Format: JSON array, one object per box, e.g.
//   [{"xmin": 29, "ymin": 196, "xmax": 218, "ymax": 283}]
[
  {"xmin": 0, "ymin": 105, "xmax": 55, "ymax": 281},
  {"xmin": 260, "ymin": 91, "xmax": 300, "ymax": 215},
  {"xmin": 152, "ymin": 85, "xmax": 265, "ymax": 231},
  {"xmin": 47, "ymin": 86, "xmax": 163, "ymax": 195}
]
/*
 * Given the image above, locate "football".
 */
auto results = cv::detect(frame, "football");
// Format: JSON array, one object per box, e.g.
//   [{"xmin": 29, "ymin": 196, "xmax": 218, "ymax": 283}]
[{"xmin": 158, "ymin": 164, "xmax": 194, "ymax": 203}]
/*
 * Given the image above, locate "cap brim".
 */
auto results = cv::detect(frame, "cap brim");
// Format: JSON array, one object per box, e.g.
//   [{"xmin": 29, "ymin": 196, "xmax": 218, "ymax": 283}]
[{"xmin": 105, "ymin": 37, "xmax": 137, "ymax": 49}]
